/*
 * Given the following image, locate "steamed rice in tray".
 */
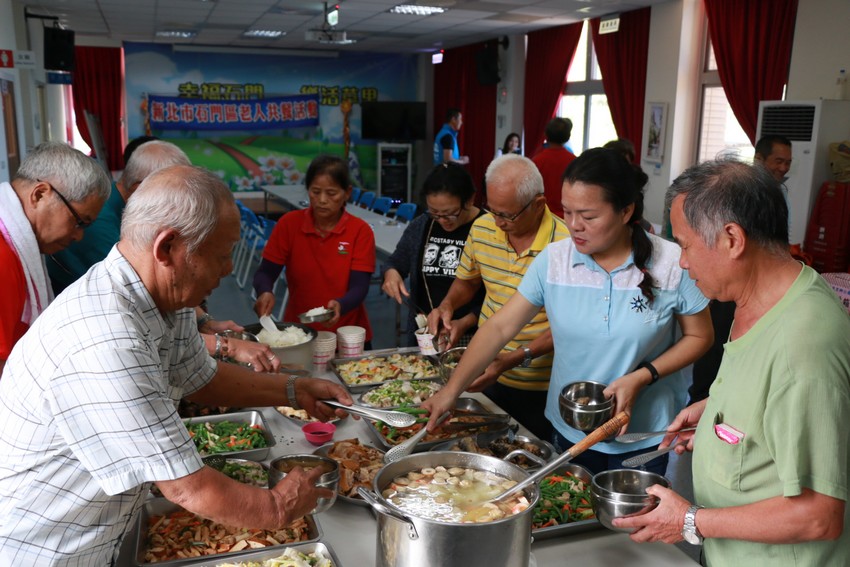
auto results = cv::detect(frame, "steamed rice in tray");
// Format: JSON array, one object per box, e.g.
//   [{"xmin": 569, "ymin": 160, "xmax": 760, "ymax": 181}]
[{"xmin": 257, "ymin": 327, "xmax": 311, "ymax": 348}]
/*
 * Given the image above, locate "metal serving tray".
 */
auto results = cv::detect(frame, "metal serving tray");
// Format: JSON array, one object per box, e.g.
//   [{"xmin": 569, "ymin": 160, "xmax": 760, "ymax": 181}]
[
  {"xmin": 429, "ymin": 431, "xmax": 557, "ymax": 470},
  {"xmin": 356, "ymin": 377, "xmax": 444, "ymax": 409},
  {"xmin": 134, "ymin": 498, "xmax": 322, "ymax": 566},
  {"xmin": 530, "ymin": 464, "xmax": 603, "ymax": 541},
  {"xmin": 190, "ymin": 541, "xmax": 342, "ymax": 567},
  {"xmin": 362, "ymin": 397, "xmax": 511, "ymax": 452},
  {"xmin": 330, "ymin": 347, "xmax": 440, "ymax": 394},
  {"xmin": 182, "ymin": 410, "xmax": 276, "ymax": 461},
  {"xmin": 313, "ymin": 440, "xmax": 385, "ymax": 508}
]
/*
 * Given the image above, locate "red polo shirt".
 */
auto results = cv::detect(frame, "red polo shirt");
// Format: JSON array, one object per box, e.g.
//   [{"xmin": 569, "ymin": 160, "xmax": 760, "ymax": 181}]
[
  {"xmin": 0, "ymin": 237, "xmax": 29, "ymax": 361},
  {"xmin": 532, "ymin": 146, "xmax": 576, "ymax": 217},
  {"xmin": 262, "ymin": 208, "xmax": 375, "ymax": 340}
]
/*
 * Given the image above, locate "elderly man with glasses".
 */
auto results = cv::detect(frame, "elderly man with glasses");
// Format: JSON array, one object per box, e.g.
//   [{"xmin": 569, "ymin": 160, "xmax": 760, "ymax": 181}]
[
  {"xmin": 427, "ymin": 154, "xmax": 569, "ymax": 439},
  {"xmin": 0, "ymin": 141, "xmax": 111, "ymax": 373}
]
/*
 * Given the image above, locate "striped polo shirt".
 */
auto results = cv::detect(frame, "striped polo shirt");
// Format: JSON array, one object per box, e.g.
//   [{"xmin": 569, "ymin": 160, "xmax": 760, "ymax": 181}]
[{"xmin": 456, "ymin": 207, "xmax": 569, "ymax": 390}]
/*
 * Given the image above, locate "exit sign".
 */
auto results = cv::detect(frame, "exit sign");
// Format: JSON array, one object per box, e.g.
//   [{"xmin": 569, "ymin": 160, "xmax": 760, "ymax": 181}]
[{"xmin": 599, "ymin": 17, "xmax": 620, "ymax": 34}]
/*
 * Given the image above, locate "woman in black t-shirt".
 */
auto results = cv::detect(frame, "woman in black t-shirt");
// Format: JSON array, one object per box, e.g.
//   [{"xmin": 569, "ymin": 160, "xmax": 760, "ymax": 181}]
[{"xmin": 382, "ymin": 163, "xmax": 485, "ymax": 347}]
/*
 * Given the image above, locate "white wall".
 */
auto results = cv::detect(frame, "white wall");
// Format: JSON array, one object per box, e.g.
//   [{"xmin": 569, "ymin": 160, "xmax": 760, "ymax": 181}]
[{"xmin": 787, "ymin": 0, "xmax": 850, "ymax": 101}]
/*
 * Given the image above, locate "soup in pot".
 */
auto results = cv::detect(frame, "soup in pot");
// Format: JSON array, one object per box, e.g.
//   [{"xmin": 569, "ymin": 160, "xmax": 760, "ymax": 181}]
[{"xmin": 381, "ymin": 465, "xmax": 529, "ymax": 523}]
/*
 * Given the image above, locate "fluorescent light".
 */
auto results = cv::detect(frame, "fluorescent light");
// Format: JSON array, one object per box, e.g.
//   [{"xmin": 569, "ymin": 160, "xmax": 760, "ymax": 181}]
[
  {"xmin": 156, "ymin": 29, "xmax": 197, "ymax": 38},
  {"xmin": 242, "ymin": 29, "xmax": 285, "ymax": 39},
  {"xmin": 390, "ymin": 5, "xmax": 447, "ymax": 15}
]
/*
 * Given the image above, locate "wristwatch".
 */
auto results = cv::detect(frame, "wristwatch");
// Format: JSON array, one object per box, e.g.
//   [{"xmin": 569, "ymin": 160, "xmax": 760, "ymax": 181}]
[
  {"xmin": 682, "ymin": 504, "xmax": 705, "ymax": 545},
  {"xmin": 520, "ymin": 346, "xmax": 534, "ymax": 368}
]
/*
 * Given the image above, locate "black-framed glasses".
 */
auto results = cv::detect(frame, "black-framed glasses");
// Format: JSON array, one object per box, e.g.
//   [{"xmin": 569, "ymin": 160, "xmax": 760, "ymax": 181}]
[
  {"xmin": 427, "ymin": 207, "xmax": 464, "ymax": 221},
  {"xmin": 41, "ymin": 179, "xmax": 91, "ymax": 229},
  {"xmin": 484, "ymin": 197, "xmax": 535, "ymax": 223}
]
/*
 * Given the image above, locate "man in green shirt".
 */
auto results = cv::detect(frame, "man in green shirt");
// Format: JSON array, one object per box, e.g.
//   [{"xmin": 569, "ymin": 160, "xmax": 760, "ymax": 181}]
[{"xmin": 616, "ymin": 159, "xmax": 849, "ymax": 566}]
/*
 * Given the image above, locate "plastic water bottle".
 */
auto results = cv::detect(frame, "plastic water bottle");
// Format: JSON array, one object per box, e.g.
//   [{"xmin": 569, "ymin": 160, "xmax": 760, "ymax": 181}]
[{"xmin": 835, "ymin": 69, "xmax": 848, "ymax": 100}]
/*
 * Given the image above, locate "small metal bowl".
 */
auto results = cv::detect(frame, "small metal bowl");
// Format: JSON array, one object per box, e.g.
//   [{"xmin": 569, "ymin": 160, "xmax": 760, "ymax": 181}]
[
  {"xmin": 299, "ymin": 309, "xmax": 334, "ymax": 324},
  {"xmin": 439, "ymin": 347, "xmax": 466, "ymax": 381},
  {"xmin": 268, "ymin": 454, "xmax": 339, "ymax": 514},
  {"xmin": 559, "ymin": 381, "xmax": 614, "ymax": 432},
  {"xmin": 590, "ymin": 469, "xmax": 670, "ymax": 532}
]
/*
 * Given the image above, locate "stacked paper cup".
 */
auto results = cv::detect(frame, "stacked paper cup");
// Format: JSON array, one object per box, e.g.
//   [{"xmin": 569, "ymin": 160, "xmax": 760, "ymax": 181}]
[
  {"xmin": 312, "ymin": 331, "xmax": 337, "ymax": 373},
  {"xmin": 337, "ymin": 326, "xmax": 367, "ymax": 357}
]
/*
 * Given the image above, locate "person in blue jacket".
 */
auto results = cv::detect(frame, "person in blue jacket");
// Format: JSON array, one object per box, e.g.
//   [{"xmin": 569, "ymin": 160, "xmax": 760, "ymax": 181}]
[{"xmin": 433, "ymin": 108, "xmax": 469, "ymax": 166}]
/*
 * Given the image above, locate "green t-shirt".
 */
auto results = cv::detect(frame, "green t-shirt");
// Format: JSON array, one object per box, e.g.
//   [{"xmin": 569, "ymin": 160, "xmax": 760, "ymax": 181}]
[{"xmin": 693, "ymin": 266, "xmax": 850, "ymax": 566}]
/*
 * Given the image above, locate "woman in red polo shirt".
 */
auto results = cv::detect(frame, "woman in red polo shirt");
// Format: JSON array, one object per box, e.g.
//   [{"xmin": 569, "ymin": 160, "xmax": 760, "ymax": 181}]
[{"xmin": 253, "ymin": 155, "xmax": 375, "ymax": 345}]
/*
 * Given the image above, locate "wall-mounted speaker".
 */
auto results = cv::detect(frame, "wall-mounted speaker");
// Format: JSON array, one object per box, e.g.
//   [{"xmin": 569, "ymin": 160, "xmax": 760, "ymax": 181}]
[
  {"xmin": 44, "ymin": 27, "xmax": 75, "ymax": 72},
  {"xmin": 475, "ymin": 46, "xmax": 500, "ymax": 86}
]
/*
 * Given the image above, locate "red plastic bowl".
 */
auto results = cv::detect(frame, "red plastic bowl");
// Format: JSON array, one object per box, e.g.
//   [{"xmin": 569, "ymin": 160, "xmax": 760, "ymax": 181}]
[{"xmin": 302, "ymin": 421, "xmax": 336, "ymax": 446}]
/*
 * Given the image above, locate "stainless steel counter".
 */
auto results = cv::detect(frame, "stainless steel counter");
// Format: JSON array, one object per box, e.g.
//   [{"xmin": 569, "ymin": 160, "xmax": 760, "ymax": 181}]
[{"xmin": 116, "ymin": 369, "xmax": 699, "ymax": 566}]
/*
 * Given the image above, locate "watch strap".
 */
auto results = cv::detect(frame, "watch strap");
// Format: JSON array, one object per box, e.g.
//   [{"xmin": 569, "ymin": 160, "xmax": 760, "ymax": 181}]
[
  {"xmin": 521, "ymin": 346, "xmax": 533, "ymax": 367},
  {"xmin": 638, "ymin": 361, "xmax": 660, "ymax": 384},
  {"xmin": 683, "ymin": 504, "xmax": 704, "ymax": 544}
]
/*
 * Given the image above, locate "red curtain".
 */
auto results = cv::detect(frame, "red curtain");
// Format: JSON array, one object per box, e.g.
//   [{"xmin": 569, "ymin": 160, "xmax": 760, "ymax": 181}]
[
  {"xmin": 591, "ymin": 8, "xmax": 651, "ymax": 163},
  {"xmin": 704, "ymin": 0, "xmax": 798, "ymax": 143},
  {"xmin": 72, "ymin": 46, "xmax": 125, "ymax": 171},
  {"xmin": 433, "ymin": 41, "xmax": 497, "ymax": 196},
  {"xmin": 523, "ymin": 23, "xmax": 583, "ymax": 157}
]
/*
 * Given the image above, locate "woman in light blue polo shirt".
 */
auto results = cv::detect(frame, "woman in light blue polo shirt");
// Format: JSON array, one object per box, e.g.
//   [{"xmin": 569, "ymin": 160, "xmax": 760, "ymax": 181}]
[{"xmin": 424, "ymin": 148, "xmax": 712, "ymax": 474}]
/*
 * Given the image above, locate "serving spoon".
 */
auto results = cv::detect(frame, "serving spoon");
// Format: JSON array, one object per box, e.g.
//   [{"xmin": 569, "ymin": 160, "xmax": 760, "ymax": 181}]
[
  {"xmin": 615, "ymin": 427, "xmax": 696, "ymax": 444},
  {"xmin": 384, "ymin": 411, "xmax": 451, "ymax": 463},
  {"xmin": 259, "ymin": 315, "xmax": 278, "ymax": 334}
]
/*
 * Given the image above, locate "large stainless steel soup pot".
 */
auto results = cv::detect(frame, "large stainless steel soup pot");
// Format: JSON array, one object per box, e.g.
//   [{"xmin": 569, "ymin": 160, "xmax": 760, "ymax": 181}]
[{"xmin": 358, "ymin": 451, "xmax": 539, "ymax": 567}]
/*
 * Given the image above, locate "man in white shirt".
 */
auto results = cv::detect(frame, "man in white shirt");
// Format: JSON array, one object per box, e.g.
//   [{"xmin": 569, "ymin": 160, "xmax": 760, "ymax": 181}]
[{"xmin": 0, "ymin": 165, "xmax": 352, "ymax": 566}]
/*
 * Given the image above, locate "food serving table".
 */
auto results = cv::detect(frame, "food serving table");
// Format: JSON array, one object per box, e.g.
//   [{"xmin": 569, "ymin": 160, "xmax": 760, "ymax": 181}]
[
  {"xmin": 261, "ymin": 184, "xmax": 406, "ymax": 260},
  {"xmin": 116, "ymin": 360, "xmax": 698, "ymax": 566}
]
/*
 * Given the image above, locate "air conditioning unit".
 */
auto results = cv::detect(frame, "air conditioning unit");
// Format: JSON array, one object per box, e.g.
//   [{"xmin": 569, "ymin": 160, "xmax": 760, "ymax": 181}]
[{"xmin": 756, "ymin": 99, "xmax": 850, "ymax": 244}]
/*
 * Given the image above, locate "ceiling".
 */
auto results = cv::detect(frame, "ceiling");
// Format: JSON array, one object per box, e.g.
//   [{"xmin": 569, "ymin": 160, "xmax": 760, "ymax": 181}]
[{"xmin": 20, "ymin": 0, "xmax": 668, "ymax": 54}]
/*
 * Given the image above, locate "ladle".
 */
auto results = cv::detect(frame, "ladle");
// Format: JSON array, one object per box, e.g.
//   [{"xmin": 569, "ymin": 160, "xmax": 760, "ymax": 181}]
[{"xmin": 490, "ymin": 411, "xmax": 630, "ymax": 503}]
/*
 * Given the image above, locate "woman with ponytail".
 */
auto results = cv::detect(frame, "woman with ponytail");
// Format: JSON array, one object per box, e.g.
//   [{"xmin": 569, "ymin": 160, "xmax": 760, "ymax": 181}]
[{"xmin": 424, "ymin": 148, "xmax": 712, "ymax": 474}]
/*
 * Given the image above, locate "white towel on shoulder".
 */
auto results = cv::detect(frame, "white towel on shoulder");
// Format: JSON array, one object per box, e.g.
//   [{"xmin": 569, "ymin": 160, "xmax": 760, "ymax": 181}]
[{"xmin": 0, "ymin": 181, "xmax": 54, "ymax": 325}]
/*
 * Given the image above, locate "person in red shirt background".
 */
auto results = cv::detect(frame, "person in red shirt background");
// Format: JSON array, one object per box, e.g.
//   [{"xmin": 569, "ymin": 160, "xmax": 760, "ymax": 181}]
[
  {"xmin": 531, "ymin": 117, "xmax": 576, "ymax": 217},
  {"xmin": 253, "ymin": 155, "xmax": 376, "ymax": 346}
]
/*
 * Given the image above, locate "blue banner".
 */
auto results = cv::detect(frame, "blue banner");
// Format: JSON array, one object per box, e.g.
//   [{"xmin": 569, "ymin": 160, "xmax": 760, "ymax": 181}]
[{"xmin": 147, "ymin": 93, "xmax": 320, "ymax": 131}]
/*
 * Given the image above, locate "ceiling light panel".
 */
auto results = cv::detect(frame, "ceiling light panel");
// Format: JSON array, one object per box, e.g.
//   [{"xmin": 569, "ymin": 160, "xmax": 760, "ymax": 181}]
[
  {"xmin": 390, "ymin": 5, "xmax": 447, "ymax": 16},
  {"xmin": 242, "ymin": 29, "xmax": 285, "ymax": 38}
]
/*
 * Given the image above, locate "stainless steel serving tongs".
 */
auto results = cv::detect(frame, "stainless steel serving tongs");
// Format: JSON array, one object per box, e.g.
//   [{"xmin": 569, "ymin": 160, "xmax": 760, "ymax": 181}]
[{"xmin": 320, "ymin": 400, "xmax": 418, "ymax": 428}]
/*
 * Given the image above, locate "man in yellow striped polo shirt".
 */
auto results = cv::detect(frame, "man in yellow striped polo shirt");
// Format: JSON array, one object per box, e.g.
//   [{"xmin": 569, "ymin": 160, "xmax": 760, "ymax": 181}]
[{"xmin": 428, "ymin": 154, "xmax": 569, "ymax": 439}]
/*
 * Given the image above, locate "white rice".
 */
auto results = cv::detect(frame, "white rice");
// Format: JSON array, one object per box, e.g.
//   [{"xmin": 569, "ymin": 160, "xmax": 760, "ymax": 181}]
[
  {"xmin": 305, "ymin": 306, "xmax": 329, "ymax": 316},
  {"xmin": 257, "ymin": 326, "xmax": 311, "ymax": 347}
]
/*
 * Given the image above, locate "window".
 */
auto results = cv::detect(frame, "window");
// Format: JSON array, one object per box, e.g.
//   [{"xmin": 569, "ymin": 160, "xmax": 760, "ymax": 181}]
[
  {"xmin": 696, "ymin": 34, "xmax": 752, "ymax": 162},
  {"xmin": 556, "ymin": 21, "xmax": 616, "ymax": 155}
]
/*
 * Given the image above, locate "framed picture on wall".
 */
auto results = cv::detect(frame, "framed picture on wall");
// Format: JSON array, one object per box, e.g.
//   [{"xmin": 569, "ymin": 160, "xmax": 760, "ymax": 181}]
[{"xmin": 644, "ymin": 102, "xmax": 667, "ymax": 164}]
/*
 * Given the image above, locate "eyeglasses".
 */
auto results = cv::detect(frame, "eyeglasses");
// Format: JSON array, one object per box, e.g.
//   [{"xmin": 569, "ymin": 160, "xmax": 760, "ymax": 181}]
[
  {"xmin": 427, "ymin": 208, "xmax": 463, "ymax": 221},
  {"xmin": 41, "ymin": 180, "xmax": 91, "ymax": 229},
  {"xmin": 484, "ymin": 197, "xmax": 536, "ymax": 223}
]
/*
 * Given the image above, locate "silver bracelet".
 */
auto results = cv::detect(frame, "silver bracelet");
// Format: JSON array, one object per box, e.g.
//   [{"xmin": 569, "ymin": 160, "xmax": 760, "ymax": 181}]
[
  {"xmin": 213, "ymin": 334, "xmax": 222, "ymax": 359},
  {"xmin": 286, "ymin": 375, "xmax": 300, "ymax": 410}
]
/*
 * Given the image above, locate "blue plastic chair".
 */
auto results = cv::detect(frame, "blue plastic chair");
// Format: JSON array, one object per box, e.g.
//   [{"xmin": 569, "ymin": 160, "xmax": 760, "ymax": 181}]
[
  {"xmin": 372, "ymin": 196, "xmax": 393, "ymax": 215},
  {"xmin": 350, "ymin": 187, "xmax": 362, "ymax": 204},
  {"xmin": 358, "ymin": 191, "xmax": 376, "ymax": 209},
  {"xmin": 395, "ymin": 202, "xmax": 417, "ymax": 222}
]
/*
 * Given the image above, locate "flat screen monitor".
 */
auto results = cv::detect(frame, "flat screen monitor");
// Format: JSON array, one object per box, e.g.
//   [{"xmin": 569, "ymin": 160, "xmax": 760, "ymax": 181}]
[{"xmin": 361, "ymin": 101, "xmax": 426, "ymax": 141}]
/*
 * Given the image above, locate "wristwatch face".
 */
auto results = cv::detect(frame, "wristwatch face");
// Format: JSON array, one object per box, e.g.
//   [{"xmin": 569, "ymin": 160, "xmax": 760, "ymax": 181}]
[
  {"xmin": 682, "ymin": 529, "xmax": 701, "ymax": 545},
  {"xmin": 521, "ymin": 347, "xmax": 532, "ymax": 367}
]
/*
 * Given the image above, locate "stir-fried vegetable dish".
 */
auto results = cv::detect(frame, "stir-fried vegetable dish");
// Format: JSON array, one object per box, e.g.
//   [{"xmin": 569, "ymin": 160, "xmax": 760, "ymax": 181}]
[
  {"xmin": 216, "ymin": 547, "xmax": 332, "ymax": 566},
  {"xmin": 531, "ymin": 470, "xmax": 595, "ymax": 529},
  {"xmin": 186, "ymin": 420, "xmax": 268, "ymax": 455}
]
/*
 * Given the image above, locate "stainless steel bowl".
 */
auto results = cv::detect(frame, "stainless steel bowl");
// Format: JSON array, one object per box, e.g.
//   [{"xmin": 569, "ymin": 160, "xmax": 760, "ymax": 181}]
[
  {"xmin": 590, "ymin": 469, "xmax": 670, "ymax": 532},
  {"xmin": 268, "ymin": 454, "xmax": 339, "ymax": 514},
  {"xmin": 439, "ymin": 347, "xmax": 466, "ymax": 381},
  {"xmin": 559, "ymin": 381, "xmax": 614, "ymax": 432},
  {"xmin": 216, "ymin": 330, "xmax": 259, "ymax": 343}
]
